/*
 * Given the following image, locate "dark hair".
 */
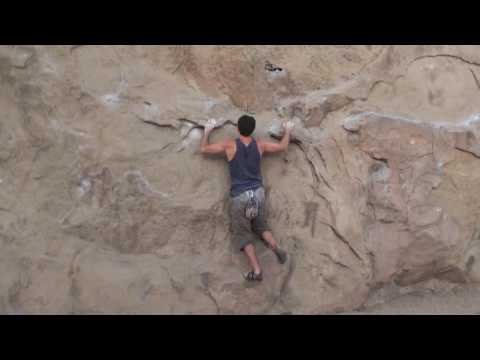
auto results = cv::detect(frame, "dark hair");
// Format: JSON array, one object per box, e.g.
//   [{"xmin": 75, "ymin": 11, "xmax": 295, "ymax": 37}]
[{"xmin": 237, "ymin": 115, "xmax": 256, "ymax": 136}]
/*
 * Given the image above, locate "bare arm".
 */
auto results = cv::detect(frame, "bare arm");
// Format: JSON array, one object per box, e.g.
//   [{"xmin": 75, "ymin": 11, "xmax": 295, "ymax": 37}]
[
  {"xmin": 200, "ymin": 119, "xmax": 228, "ymax": 155},
  {"xmin": 200, "ymin": 136, "xmax": 228, "ymax": 155},
  {"xmin": 260, "ymin": 121, "xmax": 294, "ymax": 154}
]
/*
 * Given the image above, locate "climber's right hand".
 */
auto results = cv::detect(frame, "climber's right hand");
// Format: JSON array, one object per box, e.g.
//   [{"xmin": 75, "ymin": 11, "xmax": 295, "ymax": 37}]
[{"xmin": 204, "ymin": 119, "xmax": 217, "ymax": 134}]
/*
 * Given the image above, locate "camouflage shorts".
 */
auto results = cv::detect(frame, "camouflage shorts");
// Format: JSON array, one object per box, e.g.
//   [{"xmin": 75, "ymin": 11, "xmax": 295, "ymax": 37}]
[{"xmin": 229, "ymin": 187, "xmax": 270, "ymax": 252}]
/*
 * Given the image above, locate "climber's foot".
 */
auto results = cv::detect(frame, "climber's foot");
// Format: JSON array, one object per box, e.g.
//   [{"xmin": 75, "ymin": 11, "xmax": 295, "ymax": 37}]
[
  {"xmin": 244, "ymin": 270, "xmax": 263, "ymax": 282},
  {"xmin": 273, "ymin": 247, "xmax": 288, "ymax": 265}
]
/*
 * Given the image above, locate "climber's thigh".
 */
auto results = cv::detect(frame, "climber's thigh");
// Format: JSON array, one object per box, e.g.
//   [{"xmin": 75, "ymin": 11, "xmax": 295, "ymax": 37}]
[
  {"xmin": 252, "ymin": 188, "xmax": 270, "ymax": 236},
  {"xmin": 229, "ymin": 195, "xmax": 256, "ymax": 252}
]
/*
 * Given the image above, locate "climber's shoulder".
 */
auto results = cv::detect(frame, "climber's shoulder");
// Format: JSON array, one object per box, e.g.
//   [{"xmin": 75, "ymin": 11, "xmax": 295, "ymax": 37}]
[
  {"xmin": 223, "ymin": 138, "xmax": 235, "ymax": 148},
  {"xmin": 212, "ymin": 138, "xmax": 235, "ymax": 149},
  {"xmin": 224, "ymin": 138, "xmax": 236, "ymax": 161},
  {"xmin": 254, "ymin": 138, "xmax": 265, "ymax": 155}
]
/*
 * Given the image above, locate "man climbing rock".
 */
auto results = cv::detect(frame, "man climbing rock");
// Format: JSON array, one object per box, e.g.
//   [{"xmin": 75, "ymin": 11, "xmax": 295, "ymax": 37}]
[{"xmin": 200, "ymin": 115, "xmax": 294, "ymax": 282}]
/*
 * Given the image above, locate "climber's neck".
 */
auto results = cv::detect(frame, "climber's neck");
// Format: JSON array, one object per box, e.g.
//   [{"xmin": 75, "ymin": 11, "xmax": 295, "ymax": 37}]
[{"xmin": 239, "ymin": 135, "xmax": 253, "ymax": 145}]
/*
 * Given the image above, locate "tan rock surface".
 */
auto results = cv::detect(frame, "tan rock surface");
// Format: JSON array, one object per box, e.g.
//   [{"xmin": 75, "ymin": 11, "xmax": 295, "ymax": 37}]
[{"xmin": 2, "ymin": 45, "xmax": 480, "ymax": 314}]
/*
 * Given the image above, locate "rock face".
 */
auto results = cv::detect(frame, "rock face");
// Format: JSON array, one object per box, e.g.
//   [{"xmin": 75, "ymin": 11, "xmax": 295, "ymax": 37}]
[{"xmin": 2, "ymin": 45, "xmax": 480, "ymax": 314}]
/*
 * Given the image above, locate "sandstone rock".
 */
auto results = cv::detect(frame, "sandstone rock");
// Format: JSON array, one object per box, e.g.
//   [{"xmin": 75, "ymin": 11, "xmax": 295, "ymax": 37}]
[
  {"xmin": 0, "ymin": 46, "xmax": 35, "ymax": 69},
  {"xmin": 2, "ymin": 45, "xmax": 480, "ymax": 314}
]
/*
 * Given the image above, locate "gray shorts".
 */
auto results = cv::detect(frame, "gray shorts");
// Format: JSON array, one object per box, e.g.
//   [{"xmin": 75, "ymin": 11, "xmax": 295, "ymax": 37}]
[{"xmin": 229, "ymin": 187, "xmax": 270, "ymax": 252}]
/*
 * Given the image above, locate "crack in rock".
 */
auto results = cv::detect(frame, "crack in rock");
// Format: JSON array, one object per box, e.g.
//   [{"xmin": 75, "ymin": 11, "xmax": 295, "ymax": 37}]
[
  {"xmin": 140, "ymin": 116, "xmax": 238, "ymax": 140},
  {"xmin": 454, "ymin": 146, "xmax": 480, "ymax": 159},
  {"xmin": 318, "ymin": 252, "xmax": 352, "ymax": 271},
  {"xmin": 407, "ymin": 54, "xmax": 480, "ymax": 70},
  {"xmin": 470, "ymin": 69, "xmax": 480, "ymax": 90},
  {"xmin": 172, "ymin": 46, "xmax": 189, "ymax": 75},
  {"xmin": 67, "ymin": 245, "xmax": 91, "ymax": 314},
  {"xmin": 200, "ymin": 272, "xmax": 220, "ymax": 315},
  {"xmin": 70, "ymin": 45, "xmax": 87, "ymax": 53},
  {"xmin": 353, "ymin": 52, "xmax": 480, "ymax": 103},
  {"xmin": 319, "ymin": 220, "xmax": 362, "ymax": 262},
  {"xmin": 305, "ymin": 145, "xmax": 334, "ymax": 191}
]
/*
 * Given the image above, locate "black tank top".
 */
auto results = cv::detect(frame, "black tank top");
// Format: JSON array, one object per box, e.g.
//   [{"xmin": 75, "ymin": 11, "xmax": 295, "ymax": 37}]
[{"xmin": 228, "ymin": 138, "xmax": 263, "ymax": 197}]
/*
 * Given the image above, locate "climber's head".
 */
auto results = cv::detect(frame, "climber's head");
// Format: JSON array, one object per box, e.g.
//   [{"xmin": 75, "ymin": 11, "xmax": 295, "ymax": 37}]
[{"xmin": 237, "ymin": 115, "xmax": 256, "ymax": 137}]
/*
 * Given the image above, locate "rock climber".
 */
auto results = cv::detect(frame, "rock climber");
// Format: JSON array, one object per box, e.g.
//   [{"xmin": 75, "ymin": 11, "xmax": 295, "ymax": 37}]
[{"xmin": 200, "ymin": 115, "xmax": 294, "ymax": 282}]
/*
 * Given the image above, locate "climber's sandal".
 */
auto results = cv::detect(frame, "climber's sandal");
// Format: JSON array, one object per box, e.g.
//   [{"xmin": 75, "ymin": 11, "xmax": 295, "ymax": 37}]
[{"xmin": 244, "ymin": 271, "xmax": 263, "ymax": 282}]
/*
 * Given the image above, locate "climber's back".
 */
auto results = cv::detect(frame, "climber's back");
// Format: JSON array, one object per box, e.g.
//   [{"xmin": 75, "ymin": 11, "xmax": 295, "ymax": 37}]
[{"xmin": 227, "ymin": 116, "xmax": 263, "ymax": 198}]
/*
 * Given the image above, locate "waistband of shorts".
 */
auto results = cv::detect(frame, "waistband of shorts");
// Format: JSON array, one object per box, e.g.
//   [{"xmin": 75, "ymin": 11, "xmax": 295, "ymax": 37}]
[{"xmin": 230, "ymin": 186, "xmax": 263, "ymax": 199}]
